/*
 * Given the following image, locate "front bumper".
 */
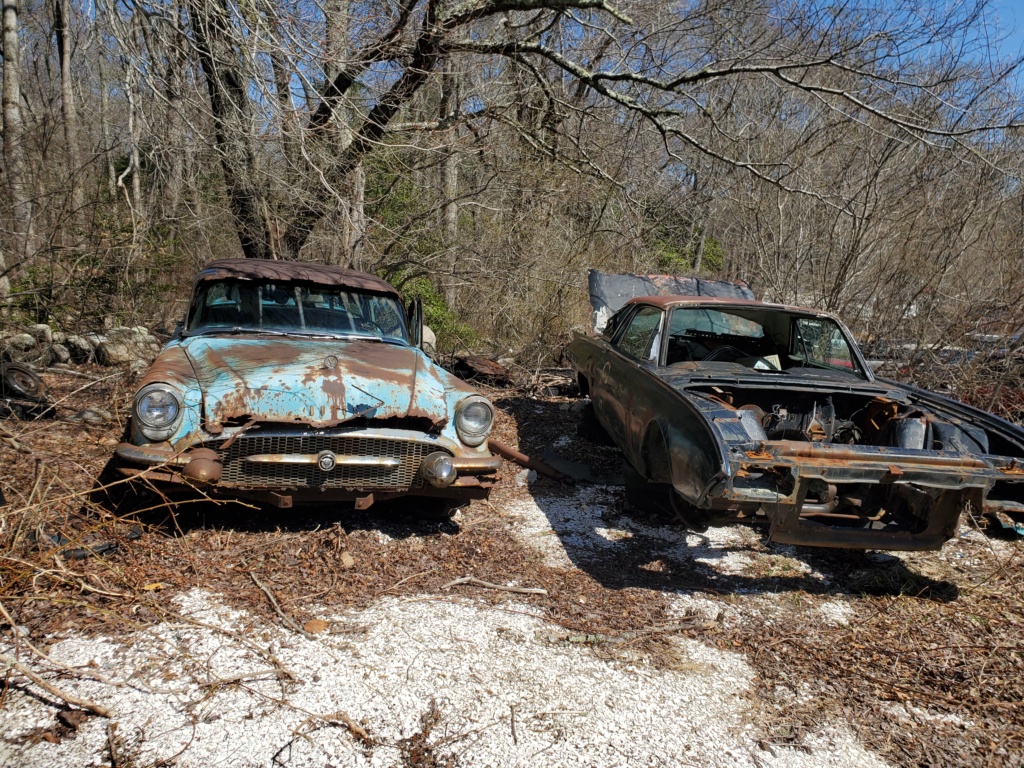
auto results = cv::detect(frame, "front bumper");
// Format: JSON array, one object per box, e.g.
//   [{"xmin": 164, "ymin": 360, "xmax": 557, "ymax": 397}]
[
  {"xmin": 710, "ymin": 441, "xmax": 1024, "ymax": 550},
  {"xmin": 115, "ymin": 426, "xmax": 502, "ymax": 505}
]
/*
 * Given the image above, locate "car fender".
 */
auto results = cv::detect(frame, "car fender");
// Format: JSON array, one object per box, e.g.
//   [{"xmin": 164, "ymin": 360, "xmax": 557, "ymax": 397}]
[{"xmin": 644, "ymin": 383, "xmax": 731, "ymax": 506}]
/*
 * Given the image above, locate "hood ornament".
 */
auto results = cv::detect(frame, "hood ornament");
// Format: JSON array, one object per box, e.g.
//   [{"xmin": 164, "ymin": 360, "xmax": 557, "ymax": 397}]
[{"xmin": 323, "ymin": 355, "xmax": 339, "ymax": 370}]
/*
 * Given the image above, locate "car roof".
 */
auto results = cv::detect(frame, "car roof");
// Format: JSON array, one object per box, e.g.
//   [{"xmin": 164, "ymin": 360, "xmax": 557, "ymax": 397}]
[
  {"xmin": 195, "ymin": 259, "xmax": 400, "ymax": 298},
  {"xmin": 626, "ymin": 294, "xmax": 837, "ymax": 318}
]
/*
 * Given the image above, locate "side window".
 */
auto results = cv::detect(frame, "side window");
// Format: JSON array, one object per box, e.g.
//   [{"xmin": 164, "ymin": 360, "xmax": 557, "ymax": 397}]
[
  {"xmin": 615, "ymin": 306, "xmax": 663, "ymax": 361},
  {"xmin": 602, "ymin": 308, "xmax": 629, "ymax": 341},
  {"xmin": 792, "ymin": 318, "xmax": 855, "ymax": 370},
  {"xmin": 367, "ymin": 296, "xmax": 404, "ymax": 337}
]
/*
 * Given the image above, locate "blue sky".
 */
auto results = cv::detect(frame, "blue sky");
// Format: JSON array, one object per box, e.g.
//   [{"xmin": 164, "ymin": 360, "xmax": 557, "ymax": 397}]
[{"xmin": 991, "ymin": 0, "xmax": 1024, "ymax": 60}]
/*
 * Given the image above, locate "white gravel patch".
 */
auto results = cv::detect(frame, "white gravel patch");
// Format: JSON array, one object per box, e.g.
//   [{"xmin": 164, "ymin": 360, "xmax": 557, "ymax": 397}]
[
  {"xmin": 0, "ymin": 588, "xmax": 889, "ymax": 768},
  {"xmin": 817, "ymin": 600, "xmax": 856, "ymax": 627},
  {"xmin": 504, "ymin": 485, "xmax": 619, "ymax": 569},
  {"xmin": 503, "ymin": 486, "xmax": 832, "ymax": 588}
]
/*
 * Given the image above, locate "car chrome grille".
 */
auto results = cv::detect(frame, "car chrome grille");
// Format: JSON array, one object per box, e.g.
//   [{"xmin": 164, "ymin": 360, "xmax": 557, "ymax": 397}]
[{"xmin": 215, "ymin": 433, "xmax": 447, "ymax": 490}]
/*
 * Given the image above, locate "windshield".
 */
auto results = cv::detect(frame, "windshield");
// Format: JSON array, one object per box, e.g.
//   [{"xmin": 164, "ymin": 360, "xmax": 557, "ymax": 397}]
[
  {"xmin": 666, "ymin": 306, "xmax": 865, "ymax": 378},
  {"xmin": 186, "ymin": 279, "xmax": 408, "ymax": 343}
]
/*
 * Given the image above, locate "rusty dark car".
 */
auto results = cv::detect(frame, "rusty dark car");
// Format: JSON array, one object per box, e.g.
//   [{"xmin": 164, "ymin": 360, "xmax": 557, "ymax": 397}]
[
  {"xmin": 111, "ymin": 259, "xmax": 501, "ymax": 513},
  {"xmin": 566, "ymin": 275, "xmax": 1024, "ymax": 550}
]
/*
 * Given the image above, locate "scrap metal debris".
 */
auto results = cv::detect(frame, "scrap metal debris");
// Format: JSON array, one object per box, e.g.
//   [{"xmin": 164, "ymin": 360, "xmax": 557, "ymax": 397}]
[
  {"xmin": 540, "ymin": 446, "xmax": 623, "ymax": 485},
  {"xmin": 453, "ymin": 354, "xmax": 513, "ymax": 384},
  {"xmin": 487, "ymin": 438, "xmax": 569, "ymax": 482},
  {"xmin": 1, "ymin": 363, "xmax": 55, "ymax": 420}
]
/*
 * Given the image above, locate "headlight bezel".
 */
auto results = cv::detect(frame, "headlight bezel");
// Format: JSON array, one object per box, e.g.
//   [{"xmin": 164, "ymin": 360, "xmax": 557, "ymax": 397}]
[
  {"xmin": 133, "ymin": 383, "xmax": 183, "ymax": 441},
  {"xmin": 454, "ymin": 395, "xmax": 494, "ymax": 447}
]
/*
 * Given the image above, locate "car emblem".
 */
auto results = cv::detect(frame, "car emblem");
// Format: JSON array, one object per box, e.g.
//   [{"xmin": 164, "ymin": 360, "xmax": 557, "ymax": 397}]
[
  {"xmin": 317, "ymin": 451, "xmax": 337, "ymax": 472},
  {"xmin": 324, "ymin": 355, "xmax": 339, "ymax": 370}
]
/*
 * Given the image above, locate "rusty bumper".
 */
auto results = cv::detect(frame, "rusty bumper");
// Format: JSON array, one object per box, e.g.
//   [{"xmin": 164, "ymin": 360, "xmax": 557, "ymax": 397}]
[
  {"xmin": 714, "ymin": 441, "xmax": 1017, "ymax": 550},
  {"xmin": 115, "ymin": 427, "xmax": 502, "ymax": 506}
]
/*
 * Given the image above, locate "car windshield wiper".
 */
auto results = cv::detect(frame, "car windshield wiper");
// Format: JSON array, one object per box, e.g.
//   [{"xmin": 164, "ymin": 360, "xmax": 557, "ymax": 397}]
[
  {"xmin": 184, "ymin": 327, "xmax": 409, "ymax": 345},
  {"xmin": 283, "ymin": 331, "xmax": 410, "ymax": 345},
  {"xmin": 183, "ymin": 327, "xmax": 290, "ymax": 338}
]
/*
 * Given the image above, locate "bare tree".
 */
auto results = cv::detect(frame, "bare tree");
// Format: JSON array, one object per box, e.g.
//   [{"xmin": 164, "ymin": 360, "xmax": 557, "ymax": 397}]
[
  {"xmin": 2, "ymin": 0, "xmax": 35, "ymax": 309},
  {"xmin": 2, "ymin": 0, "xmax": 1023, "ymax": 360},
  {"xmin": 53, "ymin": 0, "xmax": 83, "ymax": 219}
]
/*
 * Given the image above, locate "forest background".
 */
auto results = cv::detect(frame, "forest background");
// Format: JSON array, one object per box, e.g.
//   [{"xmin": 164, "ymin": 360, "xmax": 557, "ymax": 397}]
[{"xmin": 2, "ymin": 0, "xmax": 1024, "ymax": 396}]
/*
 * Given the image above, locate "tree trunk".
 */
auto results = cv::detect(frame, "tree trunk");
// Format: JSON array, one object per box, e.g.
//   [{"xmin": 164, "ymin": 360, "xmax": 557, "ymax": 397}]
[
  {"xmin": 280, "ymin": 15, "xmax": 445, "ymax": 259},
  {"xmin": 187, "ymin": 0, "xmax": 272, "ymax": 259},
  {"xmin": 54, "ymin": 0, "xmax": 83, "ymax": 220},
  {"xmin": 441, "ymin": 69, "xmax": 460, "ymax": 243},
  {"xmin": 163, "ymin": 20, "xmax": 186, "ymax": 225},
  {"xmin": 349, "ymin": 162, "xmax": 365, "ymax": 265},
  {"xmin": 2, "ymin": 0, "xmax": 34, "ymax": 307},
  {"xmin": 97, "ymin": 45, "xmax": 117, "ymax": 201}
]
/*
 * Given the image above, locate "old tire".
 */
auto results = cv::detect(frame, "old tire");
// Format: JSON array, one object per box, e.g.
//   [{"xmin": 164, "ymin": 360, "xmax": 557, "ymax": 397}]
[
  {"xmin": 87, "ymin": 456, "xmax": 151, "ymax": 515},
  {"xmin": 1, "ymin": 363, "xmax": 46, "ymax": 401},
  {"xmin": 576, "ymin": 403, "xmax": 615, "ymax": 446},
  {"xmin": 419, "ymin": 497, "xmax": 464, "ymax": 521},
  {"xmin": 623, "ymin": 462, "xmax": 709, "ymax": 532}
]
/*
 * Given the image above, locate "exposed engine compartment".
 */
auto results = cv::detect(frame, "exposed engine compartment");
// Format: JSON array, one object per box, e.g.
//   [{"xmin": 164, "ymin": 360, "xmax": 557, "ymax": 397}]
[
  {"xmin": 683, "ymin": 385, "xmax": 1024, "ymax": 543},
  {"xmin": 695, "ymin": 387, "xmax": 992, "ymax": 454}
]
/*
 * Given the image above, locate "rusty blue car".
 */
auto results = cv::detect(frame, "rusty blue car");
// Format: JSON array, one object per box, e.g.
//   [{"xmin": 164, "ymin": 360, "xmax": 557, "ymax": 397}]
[
  {"xmin": 112, "ymin": 259, "xmax": 501, "ymax": 513},
  {"xmin": 567, "ymin": 275, "xmax": 1024, "ymax": 550}
]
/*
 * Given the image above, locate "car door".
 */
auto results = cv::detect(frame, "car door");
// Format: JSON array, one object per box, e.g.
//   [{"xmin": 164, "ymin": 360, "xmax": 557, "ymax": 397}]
[
  {"xmin": 598, "ymin": 305, "xmax": 665, "ymax": 453},
  {"xmin": 587, "ymin": 305, "xmax": 632, "ymax": 432}
]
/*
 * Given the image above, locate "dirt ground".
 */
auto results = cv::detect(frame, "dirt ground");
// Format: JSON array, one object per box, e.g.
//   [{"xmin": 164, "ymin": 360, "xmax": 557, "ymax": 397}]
[{"xmin": 1, "ymin": 367, "xmax": 1023, "ymax": 767}]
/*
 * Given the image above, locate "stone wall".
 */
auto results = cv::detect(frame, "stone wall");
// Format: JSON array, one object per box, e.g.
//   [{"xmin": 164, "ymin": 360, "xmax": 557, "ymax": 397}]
[{"xmin": 1, "ymin": 324, "xmax": 163, "ymax": 374}]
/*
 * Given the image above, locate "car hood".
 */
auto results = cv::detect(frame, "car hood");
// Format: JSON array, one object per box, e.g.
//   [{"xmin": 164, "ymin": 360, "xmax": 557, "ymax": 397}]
[{"xmin": 180, "ymin": 336, "xmax": 451, "ymax": 431}]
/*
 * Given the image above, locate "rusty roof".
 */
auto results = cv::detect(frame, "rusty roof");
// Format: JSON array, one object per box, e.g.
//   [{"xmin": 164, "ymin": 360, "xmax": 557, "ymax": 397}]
[{"xmin": 195, "ymin": 259, "xmax": 400, "ymax": 297}]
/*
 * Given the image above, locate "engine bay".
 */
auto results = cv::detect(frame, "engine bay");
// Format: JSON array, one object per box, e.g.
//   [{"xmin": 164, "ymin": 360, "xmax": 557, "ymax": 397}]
[{"xmin": 694, "ymin": 386, "xmax": 993, "ymax": 454}]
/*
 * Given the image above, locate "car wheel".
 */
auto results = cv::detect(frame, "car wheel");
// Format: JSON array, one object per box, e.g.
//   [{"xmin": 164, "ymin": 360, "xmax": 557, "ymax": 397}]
[
  {"xmin": 87, "ymin": 457, "xmax": 152, "ymax": 515},
  {"xmin": 623, "ymin": 462, "xmax": 709, "ymax": 532},
  {"xmin": 666, "ymin": 489, "xmax": 711, "ymax": 533},
  {"xmin": 576, "ymin": 403, "xmax": 614, "ymax": 445},
  {"xmin": 1, "ymin": 363, "xmax": 46, "ymax": 401},
  {"xmin": 420, "ymin": 497, "xmax": 464, "ymax": 521}
]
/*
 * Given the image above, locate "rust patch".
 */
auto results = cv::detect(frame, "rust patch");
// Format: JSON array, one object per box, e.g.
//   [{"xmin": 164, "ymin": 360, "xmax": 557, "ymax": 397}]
[
  {"xmin": 321, "ymin": 375, "xmax": 347, "ymax": 421},
  {"xmin": 138, "ymin": 347, "xmax": 197, "ymax": 388},
  {"xmin": 194, "ymin": 258, "xmax": 400, "ymax": 297}
]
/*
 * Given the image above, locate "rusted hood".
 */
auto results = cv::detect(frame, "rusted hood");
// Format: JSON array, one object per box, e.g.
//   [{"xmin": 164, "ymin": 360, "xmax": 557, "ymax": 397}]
[{"xmin": 181, "ymin": 336, "xmax": 450, "ymax": 430}]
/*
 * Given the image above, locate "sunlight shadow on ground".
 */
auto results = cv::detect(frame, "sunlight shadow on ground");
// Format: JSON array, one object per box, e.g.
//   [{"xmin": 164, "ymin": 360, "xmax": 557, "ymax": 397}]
[{"xmin": 508, "ymin": 479, "xmax": 958, "ymax": 602}]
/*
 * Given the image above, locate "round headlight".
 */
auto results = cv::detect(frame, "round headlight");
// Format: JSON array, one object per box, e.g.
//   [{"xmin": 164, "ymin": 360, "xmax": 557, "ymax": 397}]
[
  {"xmin": 455, "ymin": 396, "xmax": 494, "ymax": 447},
  {"xmin": 134, "ymin": 385, "xmax": 182, "ymax": 439}
]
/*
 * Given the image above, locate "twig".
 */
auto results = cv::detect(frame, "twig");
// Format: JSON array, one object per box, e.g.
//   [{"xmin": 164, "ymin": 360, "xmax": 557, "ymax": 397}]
[
  {"xmin": 321, "ymin": 710, "xmax": 373, "ymax": 746},
  {"xmin": 383, "ymin": 568, "xmax": 437, "ymax": 594},
  {"xmin": 0, "ymin": 554, "xmax": 132, "ymax": 598},
  {"xmin": 108, "ymin": 722, "xmax": 121, "ymax": 768},
  {"xmin": 250, "ymin": 572, "xmax": 316, "ymax": 639},
  {"xmin": 43, "ymin": 366, "xmax": 107, "ymax": 381},
  {"xmin": 0, "ymin": 601, "xmax": 119, "ymax": 686},
  {"xmin": 44, "ymin": 371, "xmax": 124, "ymax": 413},
  {"xmin": 442, "ymin": 576, "xmax": 548, "ymax": 595},
  {"xmin": 540, "ymin": 616, "xmax": 708, "ymax": 645},
  {"xmin": 0, "ymin": 651, "xmax": 112, "ymax": 717},
  {"xmin": 0, "ymin": 426, "xmax": 31, "ymax": 454},
  {"xmin": 199, "ymin": 669, "xmax": 289, "ymax": 688}
]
